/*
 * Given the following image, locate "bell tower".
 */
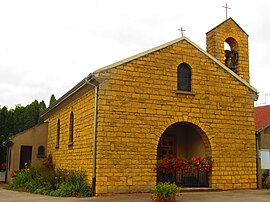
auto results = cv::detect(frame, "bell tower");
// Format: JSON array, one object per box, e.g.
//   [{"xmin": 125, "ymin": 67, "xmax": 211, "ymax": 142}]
[{"xmin": 206, "ymin": 18, "xmax": 250, "ymax": 82}]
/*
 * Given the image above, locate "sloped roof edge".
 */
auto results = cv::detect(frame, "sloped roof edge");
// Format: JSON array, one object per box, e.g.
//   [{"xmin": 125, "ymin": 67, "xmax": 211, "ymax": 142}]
[
  {"xmin": 40, "ymin": 74, "xmax": 95, "ymax": 118},
  {"xmin": 206, "ymin": 17, "xmax": 249, "ymax": 37},
  {"xmin": 255, "ymin": 105, "xmax": 270, "ymax": 132},
  {"xmin": 257, "ymin": 122, "xmax": 270, "ymax": 134},
  {"xmin": 94, "ymin": 37, "xmax": 186, "ymax": 74},
  {"xmin": 95, "ymin": 36, "xmax": 258, "ymax": 94},
  {"xmin": 3, "ymin": 122, "xmax": 48, "ymax": 147}
]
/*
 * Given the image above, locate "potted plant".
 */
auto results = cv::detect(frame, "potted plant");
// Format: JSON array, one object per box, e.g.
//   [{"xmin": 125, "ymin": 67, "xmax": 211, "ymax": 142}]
[{"xmin": 151, "ymin": 182, "xmax": 180, "ymax": 202}]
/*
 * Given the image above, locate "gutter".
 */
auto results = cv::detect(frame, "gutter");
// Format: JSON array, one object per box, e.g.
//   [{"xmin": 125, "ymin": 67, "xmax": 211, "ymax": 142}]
[{"xmin": 84, "ymin": 73, "xmax": 98, "ymax": 196}]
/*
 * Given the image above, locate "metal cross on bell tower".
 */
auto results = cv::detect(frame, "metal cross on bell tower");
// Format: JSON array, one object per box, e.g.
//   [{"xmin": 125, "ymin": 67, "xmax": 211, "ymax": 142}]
[
  {"xmin": 222, "ymin": 3, "xmax": 231, "ymax": 19},
  {"xmin": 178, "ymin": 27, "xmax": 186, "ymax": 37}
]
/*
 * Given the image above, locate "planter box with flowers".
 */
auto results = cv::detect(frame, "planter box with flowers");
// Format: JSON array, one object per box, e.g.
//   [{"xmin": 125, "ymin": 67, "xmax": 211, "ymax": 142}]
[
  {"xmin": 0, "ymin": 162, "xmax": 6, "ymax": 182},
  {"xmin": 156, "ymin": 156, "xmax": 213, "ymax": 187}
]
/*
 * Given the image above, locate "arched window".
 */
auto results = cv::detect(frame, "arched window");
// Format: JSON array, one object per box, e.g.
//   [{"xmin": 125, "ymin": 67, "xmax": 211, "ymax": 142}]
[
  {"xmin": 69, "ymin": 112, "xmax": 74, "ymax": 146},
  {"xmin": 56, "ymin": 119, "xmax": 60, "ymax": 148},
  {"xmin": 37, "ymin": 146, "xmax": 45, "ymax": 157},
  {"xmin": 177, "ymin": 63, "xmax": 191, "ymax": 91}
]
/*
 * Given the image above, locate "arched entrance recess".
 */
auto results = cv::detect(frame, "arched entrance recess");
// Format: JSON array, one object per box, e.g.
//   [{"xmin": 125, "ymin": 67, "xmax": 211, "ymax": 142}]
[{"xmin": 157, "ymin": 122, "xmax": 211, "ymax": 187}]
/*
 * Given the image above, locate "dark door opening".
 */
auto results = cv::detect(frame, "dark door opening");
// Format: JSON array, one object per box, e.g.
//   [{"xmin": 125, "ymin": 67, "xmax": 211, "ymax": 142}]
[
  {"xmin": 157, "ymin": 122, "xmax": 211, "ymax": 187},
  {"xmin": 19, "ymin": 146, "xmax": 32, "ymax": 170}
]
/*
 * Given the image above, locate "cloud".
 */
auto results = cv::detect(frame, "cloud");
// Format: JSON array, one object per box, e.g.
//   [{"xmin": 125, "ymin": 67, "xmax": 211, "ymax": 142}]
[{"xmin": 0, "ymin": 0, "xmax": 270, "ymax": 107}]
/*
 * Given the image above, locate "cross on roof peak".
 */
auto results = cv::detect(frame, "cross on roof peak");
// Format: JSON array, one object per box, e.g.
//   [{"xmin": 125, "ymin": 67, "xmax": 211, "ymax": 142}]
[
  {"xmin": 178, "ymin": 27, "xmax": 186, "ymax": 37},
  {"xmin": 222, "ymin": 3, "xmax": 231, "ymax": 19}
]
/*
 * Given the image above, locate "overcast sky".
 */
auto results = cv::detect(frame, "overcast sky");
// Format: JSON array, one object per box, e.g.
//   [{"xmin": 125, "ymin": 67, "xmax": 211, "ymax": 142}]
[{"xmin": 0, "ymin": 0, "xmax": 269, "ymax": 108}]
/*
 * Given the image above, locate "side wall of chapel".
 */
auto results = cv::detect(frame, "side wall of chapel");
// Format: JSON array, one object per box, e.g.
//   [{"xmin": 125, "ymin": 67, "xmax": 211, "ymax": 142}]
[{"xmin": 46, "ymin": 86, "xmax": 95, "ymax": 183}]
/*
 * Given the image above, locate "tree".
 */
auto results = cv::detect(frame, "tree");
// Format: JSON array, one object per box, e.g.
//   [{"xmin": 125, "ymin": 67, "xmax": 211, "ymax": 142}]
[
  {"xmin": 0, "ymin": 106, "xmax": 14, "ymax": 139},
  {"xmin": 38, "ymin": 101, "xmax": 47, "ymax": 124},
  {"xmin": 0, "ymin": 134, "xmax": 6, "ymax": 165},
  {"xmin": 23, "ymin": 100, "xmax": 40, "ymax": 130},
  {"xmin": 0, "ymin": 99, "xmax": 48, "ymax": 165},
  {"xmin": 39, "ymin": 100, "xmax": 46, "ymax": 112},
  {"xmin": 0, "ymin": 107, "xmax": 14, "ymax": 165},
  {"xmin": 49, "ymin": 94, "xmax": 57, "ymax": 107},
  {"xmin": 13, "ymin": 105, "xmax": 26, "ymax": 134}
]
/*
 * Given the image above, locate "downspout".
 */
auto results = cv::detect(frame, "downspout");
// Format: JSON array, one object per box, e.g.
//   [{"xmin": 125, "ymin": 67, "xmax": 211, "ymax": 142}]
[
  {"xmin": 2, "ymin": 142, "xmax": 8, "ymax": 183},
  {"xmin": 85, "ymin": 74, "xmax": 98, "ymax": 196}
]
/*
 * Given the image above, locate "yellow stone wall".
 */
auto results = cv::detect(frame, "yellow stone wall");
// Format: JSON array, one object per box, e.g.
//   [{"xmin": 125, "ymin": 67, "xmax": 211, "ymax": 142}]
[
  {"xmin": 95, "ymin": 39, "xmax": 256, "ymax": 193},
  {"xmin": 46, "ymin": 86, "xmax": 95, "ymax": 182}
]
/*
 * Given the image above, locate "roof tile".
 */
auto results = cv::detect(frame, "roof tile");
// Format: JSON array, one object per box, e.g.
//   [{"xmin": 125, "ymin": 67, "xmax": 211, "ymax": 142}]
[{"xmin": 255, "ymin": 105, "xmax": 270, "ymax": 132}]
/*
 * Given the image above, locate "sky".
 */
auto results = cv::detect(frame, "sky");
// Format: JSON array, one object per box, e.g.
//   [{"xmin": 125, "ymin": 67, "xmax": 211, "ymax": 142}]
[{"xmin": 0, "ymin": 0, "xmax": 270, "ymax": 108}]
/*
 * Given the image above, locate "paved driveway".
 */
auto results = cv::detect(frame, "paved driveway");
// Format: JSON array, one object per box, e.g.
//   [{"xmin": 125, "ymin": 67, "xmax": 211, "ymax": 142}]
[{"xmin": 1, "ymin": 183, "xmax": 270, "ymax": 202}]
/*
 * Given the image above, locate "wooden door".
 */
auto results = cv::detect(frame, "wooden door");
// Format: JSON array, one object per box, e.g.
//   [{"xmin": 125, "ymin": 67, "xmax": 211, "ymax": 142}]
[
  {"xmin": 19, "ymin": 146, "xmax": 32, "ymax": 170},
  {"xmin": 157, "ymin": 135, "xmax": 175, "ymax": 183},
  {"xmin": 158, "ymin": 136, "xmax": 175, "ymax": 159}
]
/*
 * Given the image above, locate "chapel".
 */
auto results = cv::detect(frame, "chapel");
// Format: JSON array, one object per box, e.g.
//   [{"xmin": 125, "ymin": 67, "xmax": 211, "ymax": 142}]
[{"xmin": 41, "ymin": 18, "xmax": 258, "ymax": 194}]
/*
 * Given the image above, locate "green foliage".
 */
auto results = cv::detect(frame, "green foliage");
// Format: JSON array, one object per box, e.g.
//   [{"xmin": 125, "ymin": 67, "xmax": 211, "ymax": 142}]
[
  {"xmin": 262, "ymin": 171, "xmax": 269, "ymax": 188},
  {"xmin": 60, "ymin": 170, "xmax": 92, "ymax": 197},
  {"xmin": 0, "ymin": 99, "xmax": 47, "ymax": 165},
  {"xmin": 39, "ymin": 101, "xmax": 47, "ymax": 112},
  {"xmin": 49, "ymin": 94, "xmax": 57, "ymax": 107},
  {"xmin": 0, "ymin": 106, "xmax": 14, "ymax": 164},
  {"xmin": 8, "ymin": 165, "xmax": 44, "ymax": 192},
  {"xmin": 265, "ymin": 176, "xmax": 270, "ymax": 190},
  {"xmin": 152, "ymin": 183, "xmax": 180, "ymax": 202},
  {"xmin": 8, "ymin": 164, "xmax": 92, "ymax": 197}
]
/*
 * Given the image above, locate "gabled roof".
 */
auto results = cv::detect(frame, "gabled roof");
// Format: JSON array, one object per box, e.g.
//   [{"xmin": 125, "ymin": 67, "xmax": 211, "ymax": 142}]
[
  {"xmin": 206, "ymin": 17, "xmax": 249, "ymax": 37},
  {"xmin": 41, "ymin": 34, "xmax": 258, "ymax": 118},
  {"xmin": 95, "ymin": 36, "xmax": 258, "ymax": 94},
  {"xmin": 255, "ymin": 105, "xmax": 270, "ymax": 133}
]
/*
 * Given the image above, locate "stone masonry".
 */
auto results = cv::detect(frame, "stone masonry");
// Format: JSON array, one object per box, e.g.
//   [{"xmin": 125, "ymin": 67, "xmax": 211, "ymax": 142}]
[{"xmin": 43, "ymin": 18, "xmax": 258, "ymax": 194}]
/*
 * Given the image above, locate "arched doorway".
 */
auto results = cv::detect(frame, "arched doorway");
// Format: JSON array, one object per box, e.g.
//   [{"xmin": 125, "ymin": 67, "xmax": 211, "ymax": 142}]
[{"xmin": 157, "ymin": 122, "xmax": 211, "ymax": 187}]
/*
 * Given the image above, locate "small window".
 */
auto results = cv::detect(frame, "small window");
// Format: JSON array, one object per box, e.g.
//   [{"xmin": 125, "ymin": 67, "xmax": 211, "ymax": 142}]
[
  {"xmin": 56, "ymin": 119, "xmax": 60, "ymax": 148},
  {"xmin": 37, "ymin": 146, "xmax": 45, "ymax": 158},
  {"xmin": 177, "ymin": 63, "xmax": 191, "ymax": 91},
  {"xmin": 68, "ymin": 112, "xmax": 74, "ymax": 146}
]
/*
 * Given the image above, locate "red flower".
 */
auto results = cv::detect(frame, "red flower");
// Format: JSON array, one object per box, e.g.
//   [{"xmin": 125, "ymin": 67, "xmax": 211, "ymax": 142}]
[
  {"xmin": 156, "ymin": 156, "xmax": 213, "ymax": 175},
  {"xmin": 1, "ymin": 162, "xmax": 6, "ymax": 170}
]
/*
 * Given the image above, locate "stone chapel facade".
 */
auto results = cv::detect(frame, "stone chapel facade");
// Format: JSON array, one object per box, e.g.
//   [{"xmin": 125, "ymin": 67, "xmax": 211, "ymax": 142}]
[{"xmin": 41, "ymin": 18, "xmax": 258, "ymax": 194}]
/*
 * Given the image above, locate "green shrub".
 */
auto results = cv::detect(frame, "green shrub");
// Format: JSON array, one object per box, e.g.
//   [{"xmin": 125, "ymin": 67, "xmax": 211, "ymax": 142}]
[
  {"xmin": 8, "ymin": 165, "xmax": 43, "ymax": 192},
  {"xmin": 8, "ymin": 166, "xmax": 92, "ymax": 197},
  {"xmin": 54, "ymin": 170, "xmax": 92, "ymax": 197},
  {"xmin": 151, "ymin": 182, "xmax": 180, "ymax": 202}
]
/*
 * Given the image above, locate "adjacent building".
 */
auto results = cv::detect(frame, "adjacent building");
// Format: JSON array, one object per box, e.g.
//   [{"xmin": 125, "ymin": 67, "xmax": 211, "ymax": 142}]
[{"xmin": 5, "ymin": 123, "xmax": 48, "ymax": 183}]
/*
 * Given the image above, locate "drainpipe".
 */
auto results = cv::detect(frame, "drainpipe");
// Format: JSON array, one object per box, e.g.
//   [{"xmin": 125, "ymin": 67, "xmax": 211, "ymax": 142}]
[
  {"xmin": 256, "ymin": 132, "xmax": 261, "ymax": 189},
  {"xmin": 85, "ymin": 74, "xmax": 98, "ymax": 196},
  {"xmin": 2, "ymin": 142, "xmax": 8, "ymax": 183}
]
